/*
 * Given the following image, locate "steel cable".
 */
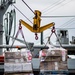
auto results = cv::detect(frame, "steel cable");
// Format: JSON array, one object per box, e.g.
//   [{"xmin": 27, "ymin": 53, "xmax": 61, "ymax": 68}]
[{"xmin": 12, "ymin": 4, "xmax": 33, "ymax": 24}]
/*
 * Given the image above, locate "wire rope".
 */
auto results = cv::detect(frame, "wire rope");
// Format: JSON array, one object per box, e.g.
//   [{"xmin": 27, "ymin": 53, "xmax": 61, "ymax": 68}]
[
  {"xmin": 63, "ymin": 20, "xmax": 75, "ymax": 28},
  {"xmin": 43, "ymin": 0, "xmax": 72, "ymax": 15},
  {"xmin": 27, "ymin": 0, "xmax": 65, "ymax": 19},
  {"xmin": 12, "ymin": 4, "xmax": 33, "ymax": 24},
  {"xmin": 42, "ymin": 0, "xmax": 65, "ymax": 14},
  {"xmin": 58, "ymin": 18, "xmax": 75, "ymax": 28},
  {"xmin": 22, "ymin": 0, "xmax": 35, "ymax": 15}
]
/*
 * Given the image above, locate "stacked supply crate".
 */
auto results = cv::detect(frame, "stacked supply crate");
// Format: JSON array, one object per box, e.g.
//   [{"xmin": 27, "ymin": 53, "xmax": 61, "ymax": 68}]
[
  {"xmin": 40, "ymin": 45, "xmax": 68, "ymax": 71},
  {"xmin": 4, "ymin": 51, "xmax": 32, "ymax": 73}
]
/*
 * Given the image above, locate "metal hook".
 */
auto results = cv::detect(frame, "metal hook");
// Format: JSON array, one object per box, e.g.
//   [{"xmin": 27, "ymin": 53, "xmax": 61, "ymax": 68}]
[
  {"xmin": 51, "ymin": 26, "xmax": 55, "ymax": 33},
  {"xmin": 35, "ymin": 33, "xmax": 38, "ymax": 40}
]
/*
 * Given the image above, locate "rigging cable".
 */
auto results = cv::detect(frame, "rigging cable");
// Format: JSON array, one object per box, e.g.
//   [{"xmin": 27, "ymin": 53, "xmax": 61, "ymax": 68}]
[
  {"xmin": 62, "ymin": 20, "xmax": 75, "ymax": 28},
  {"xmin": 58, "ymin": 17, "xmax": 75, "ymax": 28},
  {"xmin": 28, "ymin": 0, "xmax": 64, "ymax": 20},
  {"xmin": 23, "ymin": 0, "xmax": 64, "ymax": 20},
  {"xmin": 22, "ymin": 0, "xmax": 35, "ymax": 15},
  {"xmin": 42, "ymin": 0, "xmax": 65, "ymax": 14},
  {"xmin": 12, "ymin": 4, "xmax": 33, "ymax": 24},
  {"xmin": 41, "ymin": 0, "xmax": 61, "ymax": 13},
  {"xmin": 42, "ymin": 0, "xmax": 73, "ymax": 16}
]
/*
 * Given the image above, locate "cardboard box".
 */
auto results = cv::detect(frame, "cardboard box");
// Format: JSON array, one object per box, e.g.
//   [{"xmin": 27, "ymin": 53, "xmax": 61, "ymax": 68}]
[
  {"xmin": 21, "ymin": 51, "xmax": 26, "ymax": 56},
  {"xmin": 40, "ymin": 61, "xmax": 68, "ymax": 70},
  {"xmin": 40, "ymin": 61, "xmax": 50, "ymax": 70},
  {"xmin": 13, "ymin": 63, "xmax": 22, "ymax": 72},
  {"xmin": 5, "ymin": 52, "xmax": 21, "ymax": 59},
  {"xmin": 5, "ymin": 59, "xmax": 15, "ymax": 63},
  {"xmin": 14, "ymin": 52, "xmax": 21, "ymax": 59},
  {"xmin": 40, "ymin": 61, "xmax": 54, "ymax": 70},
  {"xmin": 15, "ymin": 58, "xmax": 27, "ymax": 63},
  {"xmin": 4, "ymin": 51, "xmax": 27, "ymax": 63},
  {"xmin": 47, "ymin": 50, "xmax": 62, "ymax": 56},
  {"xmin": 5, "ymin": 57, "xmax": 27, "ymax": 63},
  {"xmin": 22, "ymin": 63, "xmax": 32, "ymax": 72},
  {"xmin": 5, "ymin": 52, "xmax": 15, "ymax": 59},
  {"xmin": 4, "ymin": 63, "xmax": 14, "ymax": 72},
  {"xmin": 58, "ymin": 61, "xmax": 68, "ymax": 70},
  {"xmin": 4, "ymin": 63, "xmax": 32, "ymax": 72},
  {"xmin": 42, "ymin": 56, "xmax": 62, "ymax": 62}
]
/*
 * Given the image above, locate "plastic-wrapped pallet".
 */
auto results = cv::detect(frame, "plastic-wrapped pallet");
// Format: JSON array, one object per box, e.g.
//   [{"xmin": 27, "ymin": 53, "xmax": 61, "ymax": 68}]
[
  {"xmin": 40, "ymin": 61, "xmax": 68, "ymax": 70},
  {"xmin": 4, "ymin": 51, "xmax": 32, "ymax": 73},
  {"xmin": 40, "ymin": 44, "xmax": 68, "ymax": 71},
  {"xmin": 4, "ymin": 51, "xmax": 32, "ymax": 63}
]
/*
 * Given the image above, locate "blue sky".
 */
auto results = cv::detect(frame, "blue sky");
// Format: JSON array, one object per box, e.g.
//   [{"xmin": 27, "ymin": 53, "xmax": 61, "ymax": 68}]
[{"xmin": 3, "ymin": 0, "xmax": 75, "ymax": 45}]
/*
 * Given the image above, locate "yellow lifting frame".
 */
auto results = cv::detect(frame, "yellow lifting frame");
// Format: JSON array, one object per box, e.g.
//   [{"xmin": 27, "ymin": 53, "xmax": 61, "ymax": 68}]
[{"xmin": 19, "ymin": 10, "xmax": 55, "ymax": 33}]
